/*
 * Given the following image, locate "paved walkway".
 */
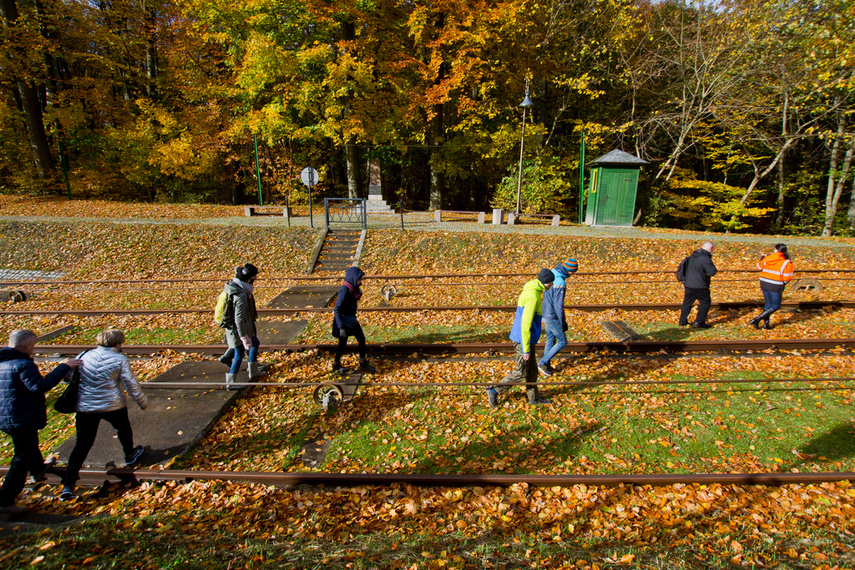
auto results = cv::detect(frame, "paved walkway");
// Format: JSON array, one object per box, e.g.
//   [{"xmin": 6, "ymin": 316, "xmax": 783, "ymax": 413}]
[{"xmin": 2, "ymin": 212, "xmax": 854, "ymax": 249}]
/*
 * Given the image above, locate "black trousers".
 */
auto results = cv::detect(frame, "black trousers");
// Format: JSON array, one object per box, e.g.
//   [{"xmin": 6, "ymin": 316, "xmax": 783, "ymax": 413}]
[
  {"xmin": 679, "ymin": 287, "xmax": 711, "ymax": 325},
  {"xmin": 63, "ymin": 408, "xmax": 135, "ymax": 487},
  {"xmin": 334, "ymin": 322, "xmax": 366, "ymax": 365},
  {"xmin": 0, "ymin": 427, "xmax": 45, "ymax": 506}
]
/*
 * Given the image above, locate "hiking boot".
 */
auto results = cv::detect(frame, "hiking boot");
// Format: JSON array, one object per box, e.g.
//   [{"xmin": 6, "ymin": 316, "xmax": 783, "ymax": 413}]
[
  {"xmin": 60, "ymin": 487, "xmax": 77, "ymax": 502},
  {"xmin": 529, "ymin": 397, "xmax": 552, "ymax": 405},
  {"xmin": 360, "ymin": 360, "xmax": 376, "ymax": 373},
  {"xmin": 486, "ymin": 388, "xmax": 498, "ymax": 408},
  {"xmin": 248, "ymin": 361, "xmax": 266, "ymax": 380},
  {"xmin": 125, "ymin": 445, "xmax": 144, "ymax": 466},
  {"xmin": 537, "ymin": 363, "xmax": 552, "ymax": 377},
  {"xmin": 218, "ymin": 348, "xmax": 234, "ymax": 366}
]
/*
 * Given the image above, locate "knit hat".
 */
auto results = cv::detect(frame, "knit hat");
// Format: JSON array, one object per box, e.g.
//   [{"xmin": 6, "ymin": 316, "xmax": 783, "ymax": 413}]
[
  {"xmin": 563, "ymin": 259, "xmax": 578, "ymax": 273},
  {"xmin": 236, "ymin": 263, "xmax": 259, "ymax": 282},
  {"xmin": 537, "ymin": 268, "xmax": 555, "ymax": 284}
]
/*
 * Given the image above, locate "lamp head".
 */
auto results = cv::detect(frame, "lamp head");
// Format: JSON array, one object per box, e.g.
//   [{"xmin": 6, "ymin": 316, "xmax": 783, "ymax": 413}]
[{"xmin": 520, "ymin": 88, "xmax": 533, "ymax": 107}]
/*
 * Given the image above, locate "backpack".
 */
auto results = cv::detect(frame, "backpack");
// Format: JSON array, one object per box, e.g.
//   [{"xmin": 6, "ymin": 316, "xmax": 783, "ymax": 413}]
[
  {"xmin": 213, "ymin": 288, "xmax": 234, "ymax": 328},
  {"xmin": 675, "ymin": 256, "xmax": 690, "ymax": 283}
]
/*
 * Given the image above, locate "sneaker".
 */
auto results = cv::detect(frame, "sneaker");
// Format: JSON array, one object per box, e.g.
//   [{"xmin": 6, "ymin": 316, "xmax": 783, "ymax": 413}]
[
  {"xmin": 333, "ymin": 365, "xmax": 349, "ymax": 375},
  {"xmin": 60, "ymin": 487, "xmax": 77, "ymax": 502},
  {"xmin": 537, "ymin": 364, "xmax": 552, "ymax": 377},
  {"xmin": 486, "ymin": 388, "xmax": 498, "ymax": 408},
  {"xmin": 0, "ymin": 503, "xmax": 29, "ymax": 515},
  {"xmin": 529, "ymin": 397, "xmax": 552, "ymax": 405},
  {"xmin": 691, "ymin": 322, "xmax": 711, "ymax": 329},
  {"xmin": 125, "ymin": 445, "xmax": 144, "ymax": 466},
  {"xmin": 360, "ymin": 361, "xmax": 376, "ymax": 373}
]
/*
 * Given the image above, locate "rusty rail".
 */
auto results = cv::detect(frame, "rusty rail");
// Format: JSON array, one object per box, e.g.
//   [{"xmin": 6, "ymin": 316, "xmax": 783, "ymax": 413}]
[
  {"xmin": 8, "ymin": 467, "xmax": 853, "ymax": 489},
  {"xmin": 32, "ymin": 338, "xmax": 855, "ymax": 356},
  {"xmin": 4, "ymin": 300, "xmax": 854, "ymax": 317}
]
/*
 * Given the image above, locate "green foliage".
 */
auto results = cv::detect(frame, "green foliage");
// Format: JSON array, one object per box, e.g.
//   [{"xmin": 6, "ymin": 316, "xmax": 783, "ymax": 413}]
[
  {"xmin": 491, "ymin": 157, "xmax": 575, "ymax": 214},
  {"xmin": 662, "ymin": 169, "xmax": 775, "ymax": 232}
]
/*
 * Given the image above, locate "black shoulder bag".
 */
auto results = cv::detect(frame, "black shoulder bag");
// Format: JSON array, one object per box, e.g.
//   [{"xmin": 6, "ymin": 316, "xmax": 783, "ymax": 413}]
[{"xmin": 54, "ymin": 352, "xmax": 87, "ymax": 414}]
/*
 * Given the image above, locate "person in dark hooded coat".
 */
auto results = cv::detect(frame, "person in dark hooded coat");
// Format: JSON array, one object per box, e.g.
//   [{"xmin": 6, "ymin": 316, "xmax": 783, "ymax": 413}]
[
  {"xmin": 332, "ymin": 267, "xmax": 375, "ymax": 374},
  {"xmin": 0, "ymin": 330, "xmax": 81, "ymax": 513}
]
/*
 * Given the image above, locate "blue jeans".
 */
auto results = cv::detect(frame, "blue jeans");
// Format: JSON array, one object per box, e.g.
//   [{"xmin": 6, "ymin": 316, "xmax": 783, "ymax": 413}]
[
  {"xmin": 762, "ymin": 290, "xmax": 782, "ymax": 313},
  {"xmin": 229, "ymin": 335, "xmax": 260, "ymax": 374},
  {"xmin": 538, "ymin": 318, "xmax": 567, "ymax": 367}
]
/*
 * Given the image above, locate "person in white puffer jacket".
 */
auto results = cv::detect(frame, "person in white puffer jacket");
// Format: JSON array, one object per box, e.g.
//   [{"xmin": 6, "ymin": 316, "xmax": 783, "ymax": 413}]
[{"xmin": 60, "ymin": 329, "xmax": 147, "ymax": 501}]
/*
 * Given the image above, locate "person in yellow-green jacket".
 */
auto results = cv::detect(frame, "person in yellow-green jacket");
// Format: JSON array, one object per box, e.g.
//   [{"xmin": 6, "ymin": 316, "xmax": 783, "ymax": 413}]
[{"xmin": 486, "ymin": 269, "xmax": 554, "ymax": 407}]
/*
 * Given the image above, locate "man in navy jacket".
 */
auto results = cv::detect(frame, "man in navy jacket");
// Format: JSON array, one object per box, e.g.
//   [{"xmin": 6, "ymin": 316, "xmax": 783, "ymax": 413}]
[
  {"xmin": 678, "ymin": 242, "xmax": 718, "ymax": 329},
  {"xmin": 0, "ymin": 330, "xmax": 81, "ymax": 513}
]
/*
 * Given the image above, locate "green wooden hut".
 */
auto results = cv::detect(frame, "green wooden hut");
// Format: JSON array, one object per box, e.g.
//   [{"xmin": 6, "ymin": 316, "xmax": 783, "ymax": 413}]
[{"xmin": 584, "ymin": 149, "xmax": 648, "ymax": 227}]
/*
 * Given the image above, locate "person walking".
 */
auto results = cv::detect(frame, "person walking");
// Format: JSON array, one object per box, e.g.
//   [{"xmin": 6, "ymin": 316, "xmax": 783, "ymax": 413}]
[
  {"xmin": 222, "ymin": 263, "xmax": 265, "ymax": 388},
  {"xmin": 60, "ymin": 329, "xmax": 147, "ymax": 501},
  {"xmin": 749, "ymin": 244, "xmax": 794, "ymax": 329},
  {"xmin": 678, "ymin": 241, "xmax": 718, "ymax": 329},
  {"xmin": 537, "ymin": 258, "xmax": 578, "ymax": 376},
  {"xmin": 0, "ymin": 330, "xmax": 81, "ymax": 514},
  {"xmin": 486, "ymin": 269, "xmax": 554, "ymax": 407},
  {"xmin": 332, "ymin": 267, "xmax": 375, "ymax": 374}
]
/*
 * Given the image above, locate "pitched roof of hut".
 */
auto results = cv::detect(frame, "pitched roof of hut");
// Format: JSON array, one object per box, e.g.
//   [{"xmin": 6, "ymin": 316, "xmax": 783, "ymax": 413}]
[{"xmin": 590, "ymin": 149, "xmax": 649, "ymax": 165}]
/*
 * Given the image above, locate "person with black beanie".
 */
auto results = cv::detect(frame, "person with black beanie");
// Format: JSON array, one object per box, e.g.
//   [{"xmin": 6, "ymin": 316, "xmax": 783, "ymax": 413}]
[{"xmin": 486, "ymin": 269, "xmax": 554, "ymax": 407}]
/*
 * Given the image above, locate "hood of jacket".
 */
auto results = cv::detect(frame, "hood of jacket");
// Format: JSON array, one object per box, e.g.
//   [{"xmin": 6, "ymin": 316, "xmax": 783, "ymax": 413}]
[{"xmin": 344, "ymin": 267, "xmax": 364, "ymax": 287}]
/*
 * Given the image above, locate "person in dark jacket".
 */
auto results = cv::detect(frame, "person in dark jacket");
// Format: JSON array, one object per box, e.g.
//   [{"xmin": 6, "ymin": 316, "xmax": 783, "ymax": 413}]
[
  {"xmin": 332, "ymin": 267, "xmax": 375, "ymax": 374},
  {"xmin": 0, "ymin": 330, "xmax": 81, "ymax": 513},
  {"xmin": 678, "ymin": 241, "xmax": 718, "ymax": 329},
  {"xmin": 222, "ymin": 263, "xmax": 265, "ymax": 389}
]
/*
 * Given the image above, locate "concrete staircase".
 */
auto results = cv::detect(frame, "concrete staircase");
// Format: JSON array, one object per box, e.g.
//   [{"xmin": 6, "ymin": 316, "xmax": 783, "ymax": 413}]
[{"xmin": 308, "ymin": 229, "xmax": 364, "ymax": 275}]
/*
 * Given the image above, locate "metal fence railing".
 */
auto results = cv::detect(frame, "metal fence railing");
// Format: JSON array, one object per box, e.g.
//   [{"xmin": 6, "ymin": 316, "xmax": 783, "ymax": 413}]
[{"xmin": 324, "ymin": 198, "xmax": 367, "ymax": 229}]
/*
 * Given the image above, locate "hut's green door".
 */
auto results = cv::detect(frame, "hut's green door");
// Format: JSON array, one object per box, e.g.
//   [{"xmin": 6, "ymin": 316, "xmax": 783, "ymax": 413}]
[{"xmin": 596, "ymin": 168, "xmax": 638, "ymax": 226}]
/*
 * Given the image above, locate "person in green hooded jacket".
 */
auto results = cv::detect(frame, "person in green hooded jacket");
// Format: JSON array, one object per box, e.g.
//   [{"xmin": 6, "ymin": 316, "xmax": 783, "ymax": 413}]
[{"xmin": 486, "ymin": 269, "xmax": 554, "ymax": 407}]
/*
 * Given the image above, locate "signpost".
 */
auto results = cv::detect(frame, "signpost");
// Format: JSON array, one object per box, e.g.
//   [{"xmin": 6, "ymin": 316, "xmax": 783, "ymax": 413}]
[{"xmin": 301, "ymin": 167, "xmax": 319, "ymax": 228}]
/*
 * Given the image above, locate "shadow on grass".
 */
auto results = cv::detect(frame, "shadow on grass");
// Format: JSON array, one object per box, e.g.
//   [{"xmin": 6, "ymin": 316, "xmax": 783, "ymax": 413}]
[{"xmin": 797, "ymin": 421, "xmax": 855, "ymax": 462}]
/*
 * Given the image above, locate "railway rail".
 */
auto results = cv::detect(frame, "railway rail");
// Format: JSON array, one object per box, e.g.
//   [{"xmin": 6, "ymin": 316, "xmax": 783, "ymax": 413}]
[
  {"xmin": 1, "ymin": 267, "xmax": 852, "ymax": 287},
  {"xmin": 3, "ymin": 300, "xmax": 854, "ymax": 317},
  {"xmin": 5, "ymin": 467, "xmax": 853, "ymax": 489},
  {"xmin": 31, "ymin": 338, "xmax": 855, "ymax": 356}
]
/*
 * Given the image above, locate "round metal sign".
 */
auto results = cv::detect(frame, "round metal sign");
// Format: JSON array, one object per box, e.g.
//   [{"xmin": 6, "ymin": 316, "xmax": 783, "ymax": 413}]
[{"xmin": 300, "ymin": 167, "xmax": 319, "ymax": 187}]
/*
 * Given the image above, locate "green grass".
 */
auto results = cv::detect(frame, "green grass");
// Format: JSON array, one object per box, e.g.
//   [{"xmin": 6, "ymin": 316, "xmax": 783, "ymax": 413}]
[
  {"xmin": 1, "ymin": 507, "xmax": 851, "ymax": 569},
  {"xmin": 317, "ymin": 373, "xmax": 855, "ymax": 475}
]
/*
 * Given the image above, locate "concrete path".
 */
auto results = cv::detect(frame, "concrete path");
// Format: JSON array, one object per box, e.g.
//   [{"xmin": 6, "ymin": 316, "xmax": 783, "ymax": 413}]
[
  {"xmin": 3, "ymin": 212, "xmax": 854, "ymax": 249},
  {"xmin": 48, "ymin": 287, "xmax": 338, "ymax": 471}
]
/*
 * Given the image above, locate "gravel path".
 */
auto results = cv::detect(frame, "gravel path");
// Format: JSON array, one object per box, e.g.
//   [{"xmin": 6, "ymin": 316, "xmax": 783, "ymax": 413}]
[{"xmin": 2, "ymin": 212, "xmax": 854, "ymax": 250}]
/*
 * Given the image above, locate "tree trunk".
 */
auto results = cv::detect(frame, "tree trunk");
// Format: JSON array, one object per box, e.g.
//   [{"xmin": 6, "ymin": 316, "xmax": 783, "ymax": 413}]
[
  {"xmin": 1, "ymin": 0, "xmax": 54, "ymax": 180},
  {"xmin": 428, "ymin": 103, "xmax": 444, "ymax": 210},
  {"xmin": 822, "ymin": 118, "xmax": 847, "ymax": 237},
  {"xmin": 847, "ymin": 172, "xmax": 855, "ymax": 230},
  {"xmin": 774, "ymin": 159, "xmax": 785, "ymax": 231},
  {"xmin": 345, "ymin": 142, "xmax": 359, "ymax": 199}
]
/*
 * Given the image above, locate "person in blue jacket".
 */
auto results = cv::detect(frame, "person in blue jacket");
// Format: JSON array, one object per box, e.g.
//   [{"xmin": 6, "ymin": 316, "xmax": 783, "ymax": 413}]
[
  {"xmin": 0, "ymin": 330, "xmax": 81, "ymax": 514},
  {"xmin": 537, "ymin": 258, "xmax": 578, "ymax": 376},
  {"xmin": 486, "ymin": 269, "xmax": 554, "ymax": 407},
  {"xmin": 332, "ymin": 267, "xmax": 375, "ymax": 374}
]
